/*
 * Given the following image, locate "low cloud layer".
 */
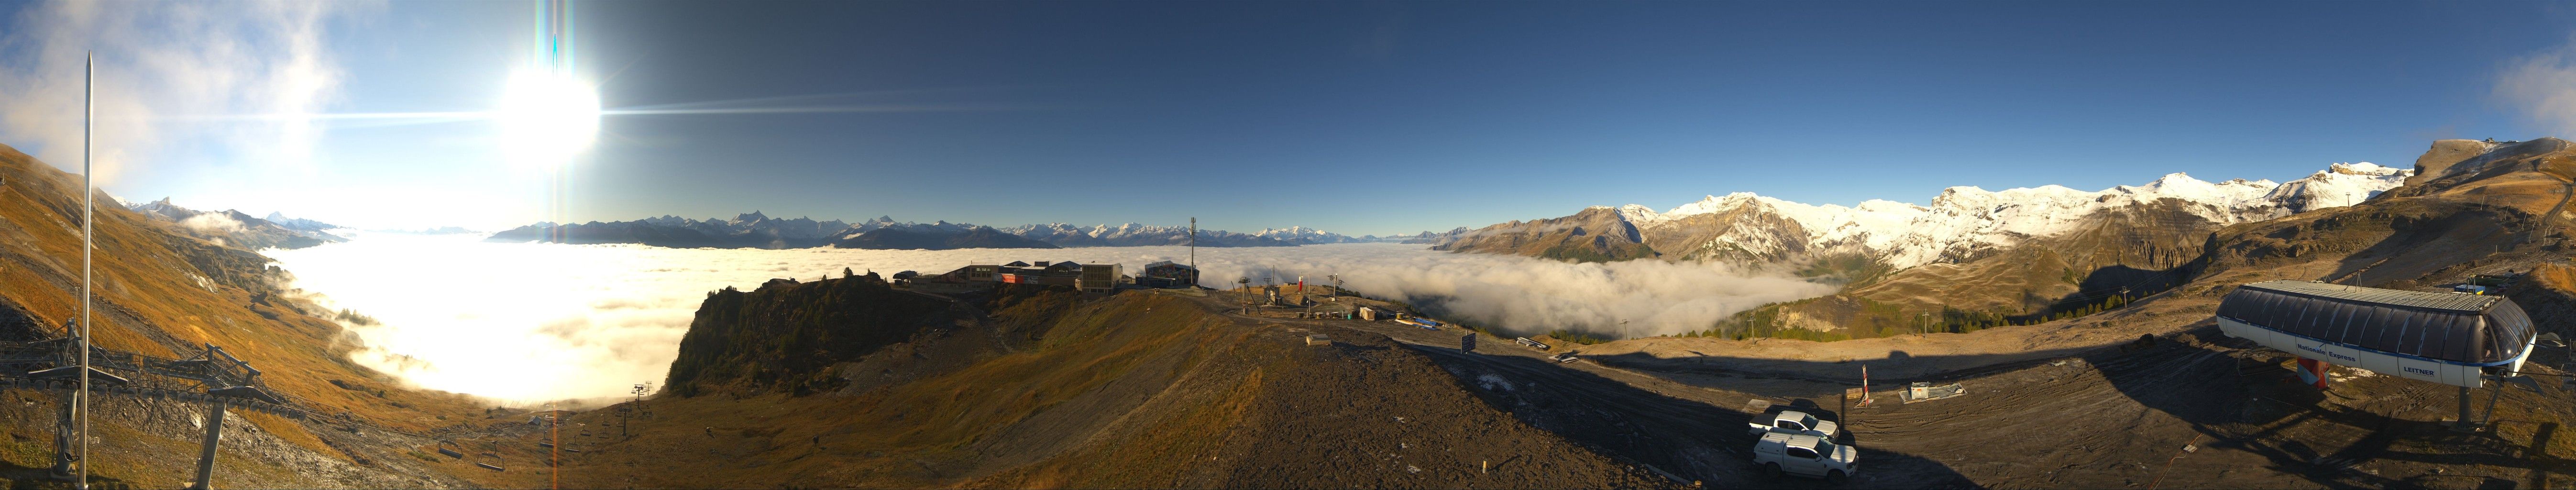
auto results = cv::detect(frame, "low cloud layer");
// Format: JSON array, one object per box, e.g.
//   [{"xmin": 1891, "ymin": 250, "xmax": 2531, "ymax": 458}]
[
  {"xmin": 179, "ymin": 212, "xmax": 244, "ymax": 234},
  {"xmin": 264, "ymin": 234, "xmax": 1830, "ymax": 402}
]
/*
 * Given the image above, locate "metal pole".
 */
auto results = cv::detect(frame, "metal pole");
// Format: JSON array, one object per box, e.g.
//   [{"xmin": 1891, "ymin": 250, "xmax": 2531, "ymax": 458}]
[
  {"xmin": 76, "ymin": 50, "xmax": 94, "ymax": 490},
  {"xmin": 1188, "ymin": 218, "xmax": 1195, "ymax": 286},
  {"xmin": 50, "ymin": 390, "xmax": 73, "ymax": 479},
  {"xmin": 190, "ymin": 401, "xmax": 228, "ymax": 490},
  {"xmin": 2481, "ymin": 378, "xmax": 2506, "ymax": 427},
  {"xmin": 2454, "ymin": 385, "xmax": 2477, "ymax": 432}
]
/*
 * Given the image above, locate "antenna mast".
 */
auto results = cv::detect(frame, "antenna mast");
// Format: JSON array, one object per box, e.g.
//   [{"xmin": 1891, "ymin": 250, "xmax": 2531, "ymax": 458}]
[
  {"xmin": 1188, "ymin": 217, "xmax": 1196, "ymax": 284},
  {"xmin": 76, "ymin": 50, "xmax": 93, "ymax": 490}
]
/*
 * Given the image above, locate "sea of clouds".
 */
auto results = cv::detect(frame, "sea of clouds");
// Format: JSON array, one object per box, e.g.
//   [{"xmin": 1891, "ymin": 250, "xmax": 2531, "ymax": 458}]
[{"xmin": 263, "ymin": 232, "xmax": 1832, "ymax": 403}]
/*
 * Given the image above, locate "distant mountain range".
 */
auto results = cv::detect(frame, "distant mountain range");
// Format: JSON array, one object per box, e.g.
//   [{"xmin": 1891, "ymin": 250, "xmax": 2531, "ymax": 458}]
[
  {"xmin": 834, "ymin": 226, "xmax": 1058, "ymax": 250},
  {"xmin": 486, "ymin": 211, "xmax": 1426, "ymax": 250},
  {"xmin": 1427, "ymin": 155, "xmax": 2443, "ymax": 326},
  {"xmin": 126, "ymin": 198, "xmax": 346, "ymax": 250},
  {"xmin": 1434, "ymin": 162, "xmax": 2412, "ymax": 269}
]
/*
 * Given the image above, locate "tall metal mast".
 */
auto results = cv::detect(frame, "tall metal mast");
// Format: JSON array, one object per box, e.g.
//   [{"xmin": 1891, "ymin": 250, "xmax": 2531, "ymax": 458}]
[
  {"xmin": 77, "ymin": 50, "xmax": 94, "ymax": 490},
  {"xmin": 1188, "ymin": 217, "xmax": 1196, "ymax": 286}
]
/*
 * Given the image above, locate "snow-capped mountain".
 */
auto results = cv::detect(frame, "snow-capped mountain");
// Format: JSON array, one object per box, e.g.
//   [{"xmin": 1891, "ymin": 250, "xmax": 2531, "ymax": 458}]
[
  {"xmin": 491, "ymin": 213, "xmax": 1380, "ymax": 249},
  {"xmin": 1439, "ymin": 163, "xmax": 2411, "ymax": 269},
  {"xmin": 992, "ymin": 223, "xmax": 1379, "ymax": 247},
  {"xmin": 125, "ymin": 198, "xmax": 347, "ymax": 249},
  {"xmin": 490, "ymin": 211, "xmax": 855, "ymax": 248},
  {"xmin": 262, "ymin": 211, "xmax": 342, "ymax": 233}
]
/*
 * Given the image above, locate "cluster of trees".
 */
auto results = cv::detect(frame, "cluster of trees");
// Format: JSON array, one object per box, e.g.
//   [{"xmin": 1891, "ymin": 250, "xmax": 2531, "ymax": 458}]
[
  {"xmin": 1538, "ymin": 242, "xmax": 1656, "ymax": 264},
  {"xmin": 1544, "ymin": 329, "xmax": 1613, "ymax": 345},
  {"xmin": 1677, "ymin": 325, "xmax": 1849, "ymax": 342}
]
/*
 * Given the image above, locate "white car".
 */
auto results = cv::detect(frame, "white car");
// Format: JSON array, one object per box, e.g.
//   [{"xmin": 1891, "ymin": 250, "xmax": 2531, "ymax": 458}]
[
  {"xmin": 1753, "ymin": 432, "xmax": 1858, "ymax": 483},
  {"xmin": 1746, "ymin": 410, "xmax": 1840, "ymax": 438}
]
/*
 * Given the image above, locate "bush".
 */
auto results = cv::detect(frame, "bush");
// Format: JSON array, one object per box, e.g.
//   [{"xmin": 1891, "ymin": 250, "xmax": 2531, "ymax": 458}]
[{"xmin": 1544, "ymin": 329, "xmax": 1612, "ymax": 345}]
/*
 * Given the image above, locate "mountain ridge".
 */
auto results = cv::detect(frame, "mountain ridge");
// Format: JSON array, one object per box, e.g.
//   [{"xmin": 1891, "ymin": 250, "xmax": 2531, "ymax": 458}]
[
  {"xmin": 1435, "ymin": 161, "xmax": 2411, "ymax": 271},
  {"xmin": 488, "ymin": 213, "xmax": 1422, "ymax": 250},
  {"xmin": 127, "ymin": 197, "xmax": 347, "ymax": 250}
]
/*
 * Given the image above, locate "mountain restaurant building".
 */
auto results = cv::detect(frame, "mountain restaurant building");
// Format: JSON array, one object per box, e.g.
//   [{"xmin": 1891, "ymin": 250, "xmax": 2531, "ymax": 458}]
[{"xmin": 994, "ymin": 261, "xmax": 1124, "ymax": 293}]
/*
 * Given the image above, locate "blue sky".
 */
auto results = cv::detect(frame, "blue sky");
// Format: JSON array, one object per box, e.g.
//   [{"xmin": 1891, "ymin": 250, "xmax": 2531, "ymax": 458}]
[{"xmin": 3, "ymin": 1, "xmax": 2574, "ymax": 235}]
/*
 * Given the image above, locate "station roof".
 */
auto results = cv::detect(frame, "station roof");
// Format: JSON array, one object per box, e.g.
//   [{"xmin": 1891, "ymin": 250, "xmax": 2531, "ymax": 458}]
[{"xmin": 2238, "ymin": 280, "xmax": 2503, "ymax": 312}]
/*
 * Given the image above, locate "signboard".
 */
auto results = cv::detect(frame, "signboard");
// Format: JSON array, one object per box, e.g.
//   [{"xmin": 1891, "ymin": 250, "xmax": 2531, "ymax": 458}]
[
  {"xmin": 1460, "ymin": 333, "xmax": 1476, "ymax": 353},
  {"xmin": 1845, "ymin": 388, "xmax": 1866, "ymax": 400}
]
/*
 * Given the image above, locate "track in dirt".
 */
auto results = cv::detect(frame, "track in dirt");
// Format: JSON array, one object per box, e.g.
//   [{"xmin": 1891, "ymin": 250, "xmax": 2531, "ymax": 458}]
[
  {"xmin": 1265, "ymin": 302, "xmax": 2576, "ymax": 490},
  {"xmin": 1245, "ymin": 310, "xmax": 1973, "ymax": 488}
]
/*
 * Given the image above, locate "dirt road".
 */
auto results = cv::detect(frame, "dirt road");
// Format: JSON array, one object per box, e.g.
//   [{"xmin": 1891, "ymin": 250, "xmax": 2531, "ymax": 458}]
[{"xmin": 1217, "ymin": 295, "xmax": 2574, "ymax": 489}]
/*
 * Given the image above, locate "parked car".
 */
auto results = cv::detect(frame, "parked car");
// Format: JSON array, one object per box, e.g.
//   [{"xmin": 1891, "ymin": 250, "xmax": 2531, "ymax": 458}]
[
  {"xmin": 1746, "ymin": 410, "xmax": 1840, "ymax": 438},
  {"xmin": 1547, "ymin": 353, "xmax": 1580, "ymax": 363},
  {"xmin": 1752, "ymin": 432, "xmax": 1857, "ymax": 483},
  {"xmin": 1514, "ymin": 337, "xmax": 1550, "ymax": 350}
]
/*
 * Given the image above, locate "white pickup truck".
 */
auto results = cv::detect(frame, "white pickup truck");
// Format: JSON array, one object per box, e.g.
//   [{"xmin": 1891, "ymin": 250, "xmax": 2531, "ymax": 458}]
[
  {"xmin": 1746, "ymin": 410, "xmax": 1840, "ymax": 439},
  {"xmin": 1752, "ymin": 432, "xmax": 1858, "ymax": 483}
]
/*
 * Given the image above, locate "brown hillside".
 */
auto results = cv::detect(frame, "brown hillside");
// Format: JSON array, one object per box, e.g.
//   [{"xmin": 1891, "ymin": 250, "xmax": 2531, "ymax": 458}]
[
  {"xmin": 1432, "ymin": 206, "xmax": 1658, "ymax": 263},
  {"xmin": 0, "ymin": 144, "xmax": 489, "ymax": 488},
  {"xmin": 529, "ymin": 285, "xmax": 1678, "ymax": 489},
  {"xmin": 2186, "ymin": 137, "xmax": 2575, "ymax": 293}
]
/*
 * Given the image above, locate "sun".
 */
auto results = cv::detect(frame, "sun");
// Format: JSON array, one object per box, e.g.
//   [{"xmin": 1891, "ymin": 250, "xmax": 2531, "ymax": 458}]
[{"xmin": 495, "ymin": 68, "xmax": 601, "ymax": 168}]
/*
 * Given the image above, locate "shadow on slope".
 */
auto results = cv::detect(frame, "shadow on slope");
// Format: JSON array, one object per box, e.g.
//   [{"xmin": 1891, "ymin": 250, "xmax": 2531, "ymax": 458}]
[
  {"xmin": 1574, "ymin": 322, "xmax": 2572, "ymax": 489},
  {"xmin": 1411, "ymin": 344, "xmax": 1974, "ymax": 489}
]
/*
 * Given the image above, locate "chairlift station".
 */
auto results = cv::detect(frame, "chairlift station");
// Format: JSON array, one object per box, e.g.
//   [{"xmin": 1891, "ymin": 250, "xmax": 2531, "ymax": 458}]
[{"xmin": 2216, "ymin": 280, "xmax": 2538, "ymax": 389}]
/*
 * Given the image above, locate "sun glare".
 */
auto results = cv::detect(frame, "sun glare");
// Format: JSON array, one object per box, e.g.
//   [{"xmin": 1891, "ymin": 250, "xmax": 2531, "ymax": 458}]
[{"xmin": 495, "ymin": 68, "xmax": 601, "ymax": 168}]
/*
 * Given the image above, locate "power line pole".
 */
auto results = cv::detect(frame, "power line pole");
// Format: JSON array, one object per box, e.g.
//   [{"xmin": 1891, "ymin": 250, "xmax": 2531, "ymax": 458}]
[
  {"xmin": 75, "ymin": 50, "xmax": 93, "ymax": 490},
  {"xmin": 1189, "ymin": 218, "xmax": 1196, "ymax": 286}
]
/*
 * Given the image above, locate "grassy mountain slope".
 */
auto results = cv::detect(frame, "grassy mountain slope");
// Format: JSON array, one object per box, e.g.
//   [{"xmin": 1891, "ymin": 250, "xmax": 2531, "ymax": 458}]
[
  {"xmin": 543, "ymin": 280, "xmax": 1675, "ymax": 488},
  {"xmin": 2182, "ymin": 138, "xmax": 2573, "ymax": 292},
  {"xmin": 1431, "ymin": 206, "xmax": 1657, "ymax": 263},
  {"xmin": 0, "ymin": 144, "xmax": 488, "ymax": 488}
]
